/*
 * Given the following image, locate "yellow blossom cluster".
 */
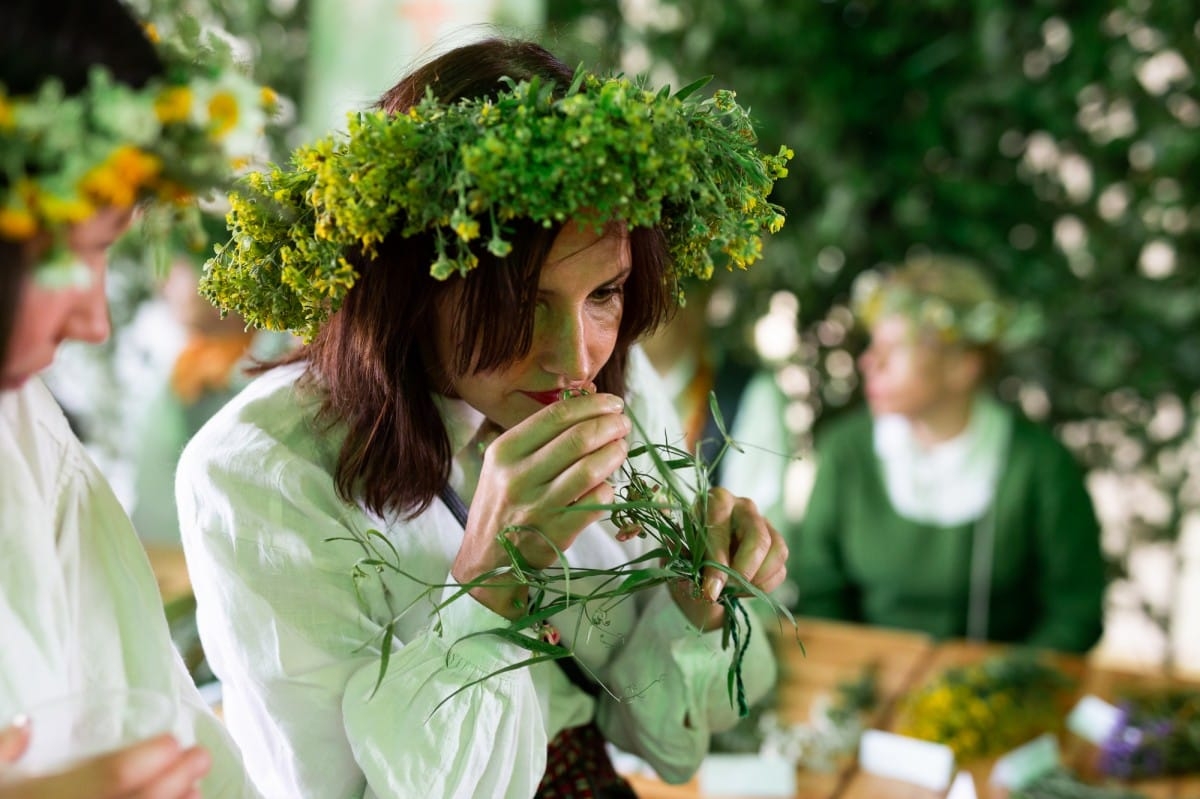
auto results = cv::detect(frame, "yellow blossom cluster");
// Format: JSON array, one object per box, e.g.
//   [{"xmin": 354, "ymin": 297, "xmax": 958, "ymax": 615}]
[{"xmin": 895, "ymin": 653, "xmax": 1071, "ymax": 762}]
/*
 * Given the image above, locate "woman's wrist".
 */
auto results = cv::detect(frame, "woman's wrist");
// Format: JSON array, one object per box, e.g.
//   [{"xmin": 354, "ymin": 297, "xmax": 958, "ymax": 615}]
[{"xmin": 464, "ymin": 580, "xmax": 530, "ymax": 620}]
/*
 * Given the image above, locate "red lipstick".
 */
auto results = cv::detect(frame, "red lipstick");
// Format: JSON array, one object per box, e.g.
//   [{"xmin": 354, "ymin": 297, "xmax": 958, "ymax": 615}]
[{"xmin": 522, "ymin": 390, "xmax": 566, "ymax": 406}]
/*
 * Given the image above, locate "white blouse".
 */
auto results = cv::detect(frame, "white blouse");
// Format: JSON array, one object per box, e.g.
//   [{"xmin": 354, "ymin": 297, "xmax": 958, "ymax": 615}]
[
  {"xmin": 176, "ymin": 346, "xmax": 775, "ymax": 799},
  {"xmin": 871, "ymin": 392, "xmax": 1013, "ymax": 526},
  {"xmin": 0, "ymin": 379, "xmax": 257, "ymax": 797}
]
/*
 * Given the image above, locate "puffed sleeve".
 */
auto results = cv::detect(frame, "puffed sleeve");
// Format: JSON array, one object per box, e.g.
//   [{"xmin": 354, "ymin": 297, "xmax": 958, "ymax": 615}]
[
  {"xmin": 176, "ymin": 377, "xmax": 550, "ymax": 798},
  {"xmin": 594, "ymin": 590, "xmax": 776, "ymax": 784}
]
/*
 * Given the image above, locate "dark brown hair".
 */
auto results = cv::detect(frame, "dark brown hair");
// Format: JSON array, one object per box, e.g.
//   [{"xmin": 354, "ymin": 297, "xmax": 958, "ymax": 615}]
[{"xmin": 273, "ymin": 38, "xmax": 676, "ymax": 519}]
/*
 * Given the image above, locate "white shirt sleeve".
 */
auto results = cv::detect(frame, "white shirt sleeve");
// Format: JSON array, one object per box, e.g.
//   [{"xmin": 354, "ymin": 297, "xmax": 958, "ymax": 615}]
[{"xmin": 0, "ymin": 380, "xmax": 258, "ymax": 799}]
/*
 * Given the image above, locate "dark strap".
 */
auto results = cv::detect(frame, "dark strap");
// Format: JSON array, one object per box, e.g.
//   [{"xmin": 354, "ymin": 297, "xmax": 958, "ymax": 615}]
[{"xmin": 438, "ymin": 484, "xmax": 600, "ymax": 697}]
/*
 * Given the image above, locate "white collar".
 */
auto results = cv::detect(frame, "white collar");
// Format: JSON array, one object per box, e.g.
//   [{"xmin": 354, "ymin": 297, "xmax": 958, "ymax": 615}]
[{"xmin": 872, "ymin": 393, "xmax": 1012, "ymax": 526}]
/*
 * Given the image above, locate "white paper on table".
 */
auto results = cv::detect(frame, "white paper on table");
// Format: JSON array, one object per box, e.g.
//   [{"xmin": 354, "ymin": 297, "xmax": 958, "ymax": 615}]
[
  {"xmin": 857, "ymin": 729, "xmax": 956, "ymax": 792},
  {"xmin": 946, "ymin": 770, "xmax": 978, "ymax": 799},
  {"xmin": 697, "ymin": 753, "xmax": 796, "ymax": 797},
  {"xmin": 1066, "ymin": 694, "xmax": 1122, "ymax": 744},
  {"xmin": 990, "ymin": 733, "xmax": 1060, "ymax": 790}
]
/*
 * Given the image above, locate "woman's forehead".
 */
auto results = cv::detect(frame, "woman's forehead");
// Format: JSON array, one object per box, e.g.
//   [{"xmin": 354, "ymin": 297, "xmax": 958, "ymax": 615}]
[{"xmin": 546, "ymin": 219, "xmax": 629, "ymax": 264}]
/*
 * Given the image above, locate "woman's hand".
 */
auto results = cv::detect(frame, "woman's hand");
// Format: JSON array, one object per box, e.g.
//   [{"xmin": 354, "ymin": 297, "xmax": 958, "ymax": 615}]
[
  {"xmin": 0, "ymin": 724, "xmax": 210, "ymax": 799},
  {"xmin": 669, "ymin": 487, "xmax": 789, "ymax": 631},
  {"xmin": 452, "ymin": 391, "xmax": 631, "ymax": 618}
]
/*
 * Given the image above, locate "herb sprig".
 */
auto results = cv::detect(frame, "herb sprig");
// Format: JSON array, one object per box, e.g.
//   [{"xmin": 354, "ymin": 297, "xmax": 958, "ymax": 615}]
[{"xmin": 331, "ymin": 394, "xmax": 799, "ymax": 717}]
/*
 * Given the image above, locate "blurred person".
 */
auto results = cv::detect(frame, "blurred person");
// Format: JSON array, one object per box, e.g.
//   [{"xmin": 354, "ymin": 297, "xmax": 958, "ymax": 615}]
[
  {"xmin": 790, "ymin": 254, "xmax": 1106, "ymax": 653},
  {"xmin": 0, "ymin": 0, "xmax": 267, "ymax": 795}
]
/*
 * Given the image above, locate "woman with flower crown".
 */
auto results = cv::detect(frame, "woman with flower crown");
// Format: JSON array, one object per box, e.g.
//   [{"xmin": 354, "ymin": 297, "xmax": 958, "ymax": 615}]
[
  {"xmin": 0, "ymin": 1, "xmax": 266, "ymax": 796},
  {"xmin": 178, "ymin": 35, "xmax": 792, "ymax": 799},
  {"xmin": 791, "ymin": 254, "xmax": 1107, "ymax": 654}
]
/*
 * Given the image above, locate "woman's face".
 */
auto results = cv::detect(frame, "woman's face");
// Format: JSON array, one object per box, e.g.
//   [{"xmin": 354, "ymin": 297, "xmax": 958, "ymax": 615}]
[
  {"xmin": 1, "ymin": 208, "xmax": 130, "ymax": 391},
  {"xmin": 435, "ymin": 219, "xmax": 631, "ymax": 430},
  {"xmin": 857, "ymin": 314, "xmax": 970, "ymax": 418}
]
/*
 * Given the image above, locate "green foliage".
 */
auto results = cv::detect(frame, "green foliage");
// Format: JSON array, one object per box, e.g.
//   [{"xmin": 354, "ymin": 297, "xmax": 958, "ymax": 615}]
[
  {"xmin": 549, "ymin": 0, "xmax": 1200, "ymax": 666},
  {"xmin": 203, "ymin": 71, "xmax": 791, "ymax": 338}
]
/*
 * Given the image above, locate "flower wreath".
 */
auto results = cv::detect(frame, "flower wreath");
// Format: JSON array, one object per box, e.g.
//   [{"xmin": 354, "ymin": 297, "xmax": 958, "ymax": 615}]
[
  {"xmin": 201, "ymin": 69, "xmax": 793, "ymax": 339},
  {"xmin": 0, "ymin": 19, "xmax": 274, "ymax": 285},
  {"xmin": 851, "ymin": 256, "xmax": 1044, "ymax": 351}
]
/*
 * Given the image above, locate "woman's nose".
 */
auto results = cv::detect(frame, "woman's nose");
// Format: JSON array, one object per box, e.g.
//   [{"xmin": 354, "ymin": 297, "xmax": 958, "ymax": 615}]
[
  {"xmin": 65, "ymin": 282, "xmax": 111, "ymax": 345},
  {"xmin": 540, "ymin": 309, "xmax": 592, "ymax": 382}
]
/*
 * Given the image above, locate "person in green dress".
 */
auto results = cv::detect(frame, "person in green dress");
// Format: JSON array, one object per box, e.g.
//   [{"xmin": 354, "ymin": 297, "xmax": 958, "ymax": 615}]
[{"xmin": 791, "ymin": 254, "xmax": 1106, "ymax": 654}]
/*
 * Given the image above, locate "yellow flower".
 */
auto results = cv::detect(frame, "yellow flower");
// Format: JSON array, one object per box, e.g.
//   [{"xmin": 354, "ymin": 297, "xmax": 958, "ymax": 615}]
[
  {"xmin": 155, "ymin": 86, "xmax": 193, "ymax": 124},
  {"xmin": 208, "ymin": 91, "xmax": 239, "ymax": 138},
  {"xmin": 453, "ymin": 216, "xmax": 480, "ymax": 241},
  {"xmin": 0, "ymin": 205, "xmax": 37, "ymax": 240},
  {"xmin": 260, "ymin": 86, "xmax": 279, "ymax": 110},
  {"xmin": 80, "ymin": 146, "xmax": 162, "ymax": 207},
  {"xmin": 37, "ymin": 192, "xmax": 94, "ymax": 224},
  {"xmin": 143, "ymin": 22, "xmax": 160, "ymax": 43}
]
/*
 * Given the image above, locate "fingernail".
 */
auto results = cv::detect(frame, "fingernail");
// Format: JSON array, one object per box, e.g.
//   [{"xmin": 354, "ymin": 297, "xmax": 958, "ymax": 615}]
[
  {"xmin": 7, "ymin": 714, "xmax": 28, "ymax": 730},
  {"xmin": 704, "ymin": 575, "xmax": 724, "ymax": 602}
]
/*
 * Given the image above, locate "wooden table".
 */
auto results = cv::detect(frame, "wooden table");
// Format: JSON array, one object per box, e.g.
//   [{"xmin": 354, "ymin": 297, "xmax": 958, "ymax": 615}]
[
  {"xmin": 627, "ymin": 618, "xmax": 936, "ymax": 799},
  {"xmin": 625, "ymin": 618, "xmax": 1200, "ymax": 799}
]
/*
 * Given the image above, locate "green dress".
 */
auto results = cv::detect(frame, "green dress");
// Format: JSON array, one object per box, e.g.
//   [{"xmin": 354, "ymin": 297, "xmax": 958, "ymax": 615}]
[{"xmin": 791, "ymin": 406, "xmax": 1106, "ymax": 653}]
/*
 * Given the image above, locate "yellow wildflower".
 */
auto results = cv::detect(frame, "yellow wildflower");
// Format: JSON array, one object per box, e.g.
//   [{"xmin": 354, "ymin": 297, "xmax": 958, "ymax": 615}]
[
  {"xmin": 80, "ymin": 146, "xmax": 162, "ymax": 207},
  {"xmin": 208, "ymin": 91, "xmax": 239, "ymax": 138},
  {"xmin": 37, "ymin": 192, "xmax": 94, "ymax": 224},
  {"xmin": 0, "ymin": 206, "xmax": 37, "ymax": 240},
  {"xmin": 143, "ymin": 22, "xmax": 160, "ymax": 43},
  {"xmin": 453, "ymin": 217, "xmax": 480, "ymax": 241},
  {"xmin": 155, "ymin": 86, "xmax": 193, "ymax": 124},
  {"xmin": 260, "ymin": 86, "xmax": 279, "ymax": 110}
]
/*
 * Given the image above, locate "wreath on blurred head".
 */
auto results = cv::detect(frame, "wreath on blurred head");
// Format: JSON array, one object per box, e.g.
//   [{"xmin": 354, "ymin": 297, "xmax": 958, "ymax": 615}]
[
  {"xmin": 201, "ymin": 69, "xmax": 794, "ymax": 340},
  {"xmin": 851, "ymin": 254, "xmax": 1044, "ymax": 351}
]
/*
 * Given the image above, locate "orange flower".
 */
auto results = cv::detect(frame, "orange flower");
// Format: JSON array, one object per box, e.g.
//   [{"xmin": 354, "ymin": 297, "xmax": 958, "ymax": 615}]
[
  {"xmin": 0, "ymin": 206, "xmax": 37, "ymax": 240},
  {"xmin": 169, "ymin": 331, "xmax": 255, "ymax": 404}
]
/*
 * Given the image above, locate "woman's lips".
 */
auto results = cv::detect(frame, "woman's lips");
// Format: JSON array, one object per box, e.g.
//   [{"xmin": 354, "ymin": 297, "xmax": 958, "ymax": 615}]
[{"xmin": 523, "ymin": 390, "xmax": 567, "ymax": 406}]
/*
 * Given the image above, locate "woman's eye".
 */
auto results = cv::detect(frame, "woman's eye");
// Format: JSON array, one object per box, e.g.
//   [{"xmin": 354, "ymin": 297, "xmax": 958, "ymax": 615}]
[{"xmin": 591, "ymin": 285, "xmax": 624, "ymax": 303}]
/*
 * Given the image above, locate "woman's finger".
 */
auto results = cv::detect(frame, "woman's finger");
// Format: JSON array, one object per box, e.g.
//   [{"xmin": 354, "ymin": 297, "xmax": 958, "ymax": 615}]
[
  {"xmin": 127, "ymin": 746, "xmax": 210, "ymax": 799},
  {"xmin": 700, "ymin": 488, "xmax": 735, "ymax": 601},
  {"xmin": 0, "ymin": 716, "xmax": 30, "ymax": 765},
  {"xmin": 503, "ymin": 392, "xmax": 625, "ymax": 456},
  {"xmin": 726, "ymin": 500, "xmax": 775, "ymax": 584}
]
